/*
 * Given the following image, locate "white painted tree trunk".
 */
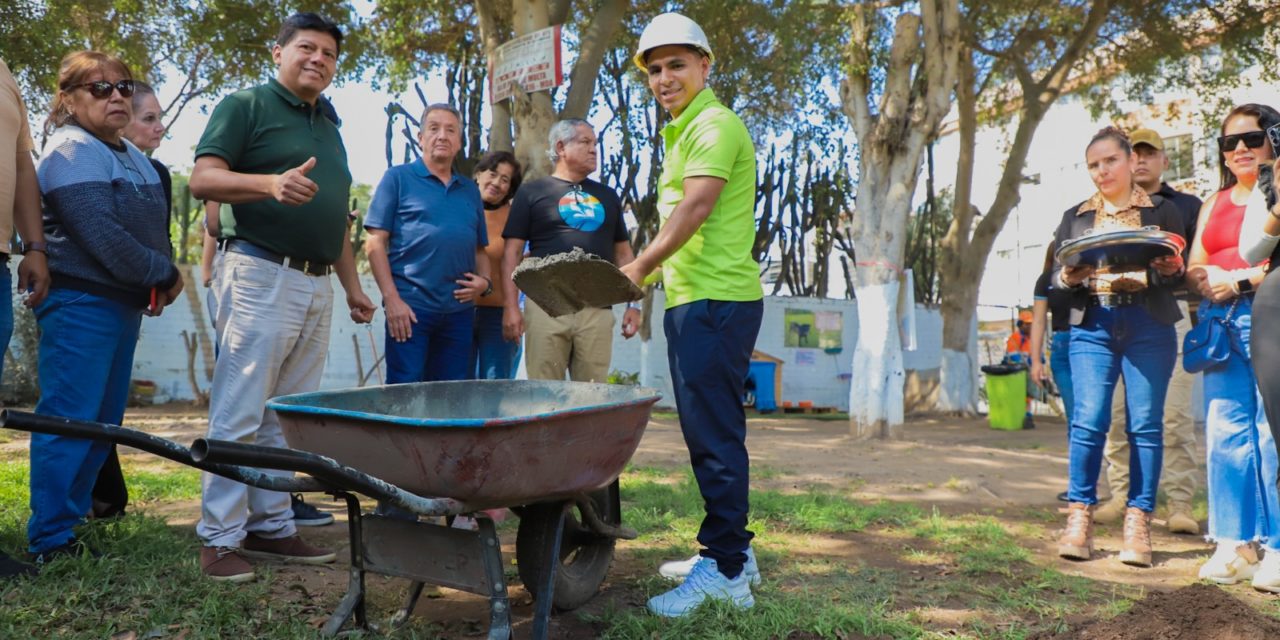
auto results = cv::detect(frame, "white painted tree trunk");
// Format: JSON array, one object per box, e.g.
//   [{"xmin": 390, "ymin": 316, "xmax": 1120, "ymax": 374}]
[
  {"xmin": 849, "ymin": 281, "xmax": 905, "ymax": 438},
  {"xmin": 840, "ymin": 0, "xmax": 960, "ymax": 436},
  {"xmin": 938, "ymin": 338, "xmax": 979, "ymax": 413}
]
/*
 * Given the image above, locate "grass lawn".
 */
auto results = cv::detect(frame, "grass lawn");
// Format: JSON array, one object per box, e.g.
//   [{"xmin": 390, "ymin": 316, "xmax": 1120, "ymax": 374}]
[{"xmin": 0, "ymin": 451, "xmax": 1142, "ymax": 639}]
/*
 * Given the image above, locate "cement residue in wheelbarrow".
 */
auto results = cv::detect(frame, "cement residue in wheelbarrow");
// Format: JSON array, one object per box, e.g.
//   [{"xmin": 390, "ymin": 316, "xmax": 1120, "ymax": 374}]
[{"xmin": 512, "ymin": 247, "xmax": 643, "ymax": 317}]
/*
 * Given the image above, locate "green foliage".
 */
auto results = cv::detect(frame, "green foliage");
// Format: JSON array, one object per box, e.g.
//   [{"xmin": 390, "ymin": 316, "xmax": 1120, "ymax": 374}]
[
  {"xmin": 606, "ymin": 369, "xmax": 640, "ymax": 385},
  {"xmin": 2, "ymin": 0, "xmax": 376, "ymax": 132}
]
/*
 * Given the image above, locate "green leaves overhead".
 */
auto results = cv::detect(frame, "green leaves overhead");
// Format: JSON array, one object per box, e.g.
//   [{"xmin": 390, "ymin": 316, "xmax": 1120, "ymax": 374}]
[{"xmin": 1, "ymin": 0, "xmax": 373, "ymax": 126}]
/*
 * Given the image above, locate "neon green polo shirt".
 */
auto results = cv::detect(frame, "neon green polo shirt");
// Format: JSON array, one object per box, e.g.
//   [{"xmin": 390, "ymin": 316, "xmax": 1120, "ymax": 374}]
[
  {"xmin": 195, "ymin": 78, "xmax": 351, "ymax": 264},
  {"xmin": 657, "ymin": 88, "xmax": 763, "ymax": 308}
]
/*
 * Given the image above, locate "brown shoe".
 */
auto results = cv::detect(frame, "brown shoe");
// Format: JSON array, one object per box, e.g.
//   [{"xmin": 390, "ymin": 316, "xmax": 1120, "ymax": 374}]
[
  {"xmin": 1119, "ymin": 507, "xmax": 1153, "ymax": 567},
  {"xmin": 1057, "ymin": 502, "xmax": 1094, "ymax": 561},
  {"xmin": 241, "ymin": 533, "xmax": 336, "ymax": 565},
  {"xmin": 201, "ymin": 546, "xmax": 255, "ymax": 583},
  {"xmin": 1167, "ymin": 502, "xmax": 1199, "ymax": 535}
]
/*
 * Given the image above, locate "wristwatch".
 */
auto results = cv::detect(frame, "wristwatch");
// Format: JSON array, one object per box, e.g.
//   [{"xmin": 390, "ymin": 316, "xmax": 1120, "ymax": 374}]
[
  {"xmin": 1237, "ymin": 278, "xmax": 1254, "ymax": 294},
  {"xmin": 480, "ymin": 276, "xmax": 493, "ymax": 297},
  {"xmin": 21, "ymin": 241, "xmax": 47, "ymax": 254}
]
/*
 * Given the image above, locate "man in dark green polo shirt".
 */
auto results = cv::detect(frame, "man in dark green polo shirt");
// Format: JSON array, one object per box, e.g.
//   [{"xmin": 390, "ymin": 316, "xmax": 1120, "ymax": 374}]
[{"xmin": 189, "ymin": 12, "xmax": 375, "ymax": 583}]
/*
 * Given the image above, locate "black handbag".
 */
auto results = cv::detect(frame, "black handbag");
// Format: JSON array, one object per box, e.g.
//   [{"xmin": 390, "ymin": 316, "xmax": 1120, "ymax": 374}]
[{"xmin": 1182, "ymin": 299, "xmax": 1239, "ymax": 373}]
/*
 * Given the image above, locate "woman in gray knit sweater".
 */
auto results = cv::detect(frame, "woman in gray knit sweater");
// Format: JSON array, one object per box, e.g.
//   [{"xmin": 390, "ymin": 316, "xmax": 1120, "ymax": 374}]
[{"xmin": 26, "ymin": 51, "xmax": 182, "ymax": 563}]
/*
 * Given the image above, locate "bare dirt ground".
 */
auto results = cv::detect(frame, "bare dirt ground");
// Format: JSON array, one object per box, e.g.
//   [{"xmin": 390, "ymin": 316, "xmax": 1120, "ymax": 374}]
[{"xmin": 2, "ymin": 407, "xmax": 1259, "ymax": 637}]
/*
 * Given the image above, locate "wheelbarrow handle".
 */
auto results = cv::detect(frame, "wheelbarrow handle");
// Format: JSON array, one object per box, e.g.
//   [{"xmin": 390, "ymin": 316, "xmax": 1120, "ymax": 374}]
[
  {"xmin": 0, "ymin": 410, "xmax": 327, "ymax": 494},
  {"xmin": 193, "ymin": 438, "xmax": 467, "ymax": 518}
]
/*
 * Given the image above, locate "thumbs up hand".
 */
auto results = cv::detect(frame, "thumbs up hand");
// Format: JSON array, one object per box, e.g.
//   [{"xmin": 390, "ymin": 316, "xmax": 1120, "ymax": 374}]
[{"xmin": 271, "ymin": 156, "xmax": 319, "ymax": 205}]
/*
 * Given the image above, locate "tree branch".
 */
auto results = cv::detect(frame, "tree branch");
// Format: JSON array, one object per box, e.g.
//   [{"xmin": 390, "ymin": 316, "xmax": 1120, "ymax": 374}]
[
  {"xmin": 840, "ymin": 3, "xmax": 875, "ymax": 142},
  {"xmin": 559, "ymin": 0, "xmax": 626, "ymax": 120},
  {"xmin": 920, "ymin": 0, "xmax": 961, "ymax": 125}
]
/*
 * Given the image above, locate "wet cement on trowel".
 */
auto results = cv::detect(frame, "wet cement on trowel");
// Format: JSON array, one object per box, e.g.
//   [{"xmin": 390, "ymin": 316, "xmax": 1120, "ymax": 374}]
[{"xmin": 512, "ymin": 247, "xmax": 644, "ymax": 317}]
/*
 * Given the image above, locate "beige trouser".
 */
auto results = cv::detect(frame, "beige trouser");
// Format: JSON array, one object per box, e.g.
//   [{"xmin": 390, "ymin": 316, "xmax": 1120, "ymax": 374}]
[
  {"xmin": 1103, "ymin": 308, "xmax": 1197, "ymax": 506},
  {"xmin": 524, "ymin": 300, "xmax": 615, "ymax": 382},
  {"xmin": 197, "ymin": 250, "xmax": 333, "ymax": 548}
]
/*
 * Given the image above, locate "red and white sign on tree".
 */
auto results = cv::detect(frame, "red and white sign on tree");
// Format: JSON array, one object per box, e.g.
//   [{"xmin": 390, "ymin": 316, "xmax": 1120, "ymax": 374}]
[{"xmin": 489, "ymin": 25, "xmax": 564, "ymax": 104}]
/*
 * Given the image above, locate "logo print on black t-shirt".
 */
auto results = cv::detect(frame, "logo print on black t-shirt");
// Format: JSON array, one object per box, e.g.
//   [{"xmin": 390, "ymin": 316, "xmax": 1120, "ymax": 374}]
[{"xmin": 558, "ymin": 187, "xmax": 605, "ymax": 232}]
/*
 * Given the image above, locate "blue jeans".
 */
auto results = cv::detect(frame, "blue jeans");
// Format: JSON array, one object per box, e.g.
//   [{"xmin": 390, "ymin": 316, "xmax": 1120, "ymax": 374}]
[
  {"xmin": 665, "ymin": 299, "xmax": 763, "ymax": 579},
  {"xmin": 1050, "ymin": 330, "xmax": 1074, "ymax": 427},
  {"xmin": 1066, "ymin": 304, "xmax": 1175, "ymax": 511},
  {"xmin": 1200, "ymin": 297, "xmax": 1280, "ymax": 548},
  {"xmin": 384, "ymin": 306, "xmax": 475, "ymax": 383},
  {"xmin": 472, "ymin": 306, "xmax": 521, "ymax": 379},
  {"xmin": 28, "ymin": 289, "xmax": 142, "ymax": 553},
  {"xmin": 0, "ymin": 266, "xmax": 12, "ymax": 382}
]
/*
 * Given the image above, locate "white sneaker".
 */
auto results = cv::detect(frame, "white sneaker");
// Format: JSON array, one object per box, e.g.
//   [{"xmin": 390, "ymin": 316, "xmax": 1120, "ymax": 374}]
[
  {"xmin": 1198, "ymin": 542, "xmax": 1258, "ymax": 585},
  {"xmin": 647, "ymin": 556, "xmax": 754, "ymax": 617},
  {"xmin": 658, "ymin": 546, "xmax": 760, "ymax": 586},
  {"xmin": 1252, "ymin": 548, "xmax": 1280, "ymax": 593}
]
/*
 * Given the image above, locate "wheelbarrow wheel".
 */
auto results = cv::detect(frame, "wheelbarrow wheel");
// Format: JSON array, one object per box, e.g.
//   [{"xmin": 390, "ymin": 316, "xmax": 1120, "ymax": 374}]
[{"xmin": 516, "ymin": 481, "xmax": 619, "ymax": 611}]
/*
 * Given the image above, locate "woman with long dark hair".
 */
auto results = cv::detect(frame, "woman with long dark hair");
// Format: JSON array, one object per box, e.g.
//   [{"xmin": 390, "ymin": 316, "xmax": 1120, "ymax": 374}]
[
  {"xmin": 1051, "ymin": 126, "xmax": 1186, "ymax": 568},
  {"xmin": 1185, "ymin": 103, "xmax": 1280, "ymax": 589}
]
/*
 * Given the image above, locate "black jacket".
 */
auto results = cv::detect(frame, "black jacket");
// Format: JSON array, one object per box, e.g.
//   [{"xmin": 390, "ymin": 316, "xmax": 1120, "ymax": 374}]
[{"xmin": 1049, "ymin": 194, "xmax": 1188, "ymax": 326}]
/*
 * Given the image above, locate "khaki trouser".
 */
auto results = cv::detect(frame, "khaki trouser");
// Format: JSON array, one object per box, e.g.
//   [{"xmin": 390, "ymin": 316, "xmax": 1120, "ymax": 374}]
[
  {"xmin": 524, "ymin": 299, "xmax": 614, "ymax": 382},
  {"xmin": 1103, "ymin": 307, "xmax": 1197, "ymax": 506},
  {"xmin": 197, "ymin": 250, "xmax": 333, "ymax": 548}
]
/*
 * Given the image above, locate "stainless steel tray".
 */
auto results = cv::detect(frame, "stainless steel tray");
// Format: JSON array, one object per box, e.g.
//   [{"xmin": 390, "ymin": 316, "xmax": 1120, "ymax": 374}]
[{"xmin": 1055, "ymin": 226, "xmax": 1185, "ymax": 268}]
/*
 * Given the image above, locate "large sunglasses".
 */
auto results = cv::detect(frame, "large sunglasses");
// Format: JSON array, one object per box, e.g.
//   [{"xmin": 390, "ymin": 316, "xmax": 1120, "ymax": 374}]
[
  {"xmin": 1217, "ymin": 130, "xmax": 1267, "ymax": 153},
  {"xmin": 69, "ymin": 80, "xmax": 135, "ymax": 99}
]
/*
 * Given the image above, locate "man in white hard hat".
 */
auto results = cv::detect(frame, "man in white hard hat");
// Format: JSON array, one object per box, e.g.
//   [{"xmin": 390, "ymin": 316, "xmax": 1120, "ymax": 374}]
[{"xmin": 621, "ymin": 12, "xmax": 764, "ymax": 617}]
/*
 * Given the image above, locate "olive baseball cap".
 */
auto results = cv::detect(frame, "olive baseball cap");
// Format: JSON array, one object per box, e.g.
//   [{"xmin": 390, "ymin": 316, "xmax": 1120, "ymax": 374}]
[{"xmin": 1129, "ymin": 128, "xmax": 1164, "ymax": 151}]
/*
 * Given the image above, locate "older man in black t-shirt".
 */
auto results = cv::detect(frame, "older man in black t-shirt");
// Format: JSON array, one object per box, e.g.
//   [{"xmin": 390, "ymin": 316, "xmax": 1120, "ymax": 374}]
[{"xmin": 501, "ymin": 119, "xmax": 640, "ymax": 382}]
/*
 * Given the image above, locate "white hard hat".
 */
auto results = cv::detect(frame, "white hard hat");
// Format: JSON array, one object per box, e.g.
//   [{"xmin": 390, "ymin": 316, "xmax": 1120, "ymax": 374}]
[{"xmin": 633, "ymin": 12, "xmax": 714, "ymax": 72}]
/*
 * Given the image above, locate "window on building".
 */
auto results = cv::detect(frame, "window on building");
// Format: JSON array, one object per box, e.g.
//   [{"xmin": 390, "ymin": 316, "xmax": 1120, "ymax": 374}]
[{"xmin": 1164, "ymin": 134, "xmax": 1194, "ymax": 182}]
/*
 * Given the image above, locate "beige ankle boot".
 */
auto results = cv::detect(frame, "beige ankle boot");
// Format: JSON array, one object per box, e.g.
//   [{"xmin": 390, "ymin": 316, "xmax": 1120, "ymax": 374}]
[
  {"xmin": 1119, "ymin": 507, "xmax": 1153, "ymax": 567},
  {"xmin": 1057, "ymin": 502, "xmax": 1095, "ymax": 561}
]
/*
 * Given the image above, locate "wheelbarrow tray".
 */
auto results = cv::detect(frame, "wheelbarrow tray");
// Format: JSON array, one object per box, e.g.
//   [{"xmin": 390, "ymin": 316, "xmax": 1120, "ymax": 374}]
[{"xmin": 267, "ymin": 380, "xmax": 660, "ymax": 510}]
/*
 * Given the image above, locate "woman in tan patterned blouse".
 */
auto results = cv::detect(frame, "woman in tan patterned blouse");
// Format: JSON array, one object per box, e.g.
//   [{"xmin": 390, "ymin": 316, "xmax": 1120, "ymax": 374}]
[{"xmin": 1050, "ymin": 127, "xmax": 1188, "ymax": 568}]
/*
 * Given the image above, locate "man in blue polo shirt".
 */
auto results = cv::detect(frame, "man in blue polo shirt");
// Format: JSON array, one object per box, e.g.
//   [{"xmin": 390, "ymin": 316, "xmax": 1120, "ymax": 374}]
[
  {"xmin": 189, "ymin": 12, "xmax": 375, "ymax": 583},
  {"xmin": 365, "ymin": 104, "xmax": 490, "ymax": 383}
]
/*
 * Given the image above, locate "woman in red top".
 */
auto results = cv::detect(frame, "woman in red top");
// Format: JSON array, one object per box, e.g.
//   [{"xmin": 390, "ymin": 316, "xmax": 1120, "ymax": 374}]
[{"xmin": 1185, "ymin": 103, "xmax": 1280, "ymax": 590}]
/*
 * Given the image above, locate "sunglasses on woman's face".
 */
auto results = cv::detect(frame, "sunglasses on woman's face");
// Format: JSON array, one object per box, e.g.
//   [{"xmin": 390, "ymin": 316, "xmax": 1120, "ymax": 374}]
[
  {"xmin": 1218, "ymin": 130, "xmax": 1267, "ymax": 153},
  {"xmin": 71, "ymin": 80, "xmax": 135, "ymax": 99}
]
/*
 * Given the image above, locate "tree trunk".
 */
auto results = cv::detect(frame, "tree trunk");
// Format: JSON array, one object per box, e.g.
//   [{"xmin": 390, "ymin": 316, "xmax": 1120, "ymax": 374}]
[
  {"xmin": 476, "ymin": 0, "xmax": 514, "ymax": 152},
  {"xmin": 841, "ymin": 0, "xmax": 960, "ymax": 438},
  {"xmin": 558, "ymin": 0, "xmax": 625, "ymax": 121},
  {"xmin": 933, "ymin": 2, "xmax": 1110, "ymax": 413},
  {"xmin": 508, "ymin": 0, "xmax": 555, "ymax": 178}
]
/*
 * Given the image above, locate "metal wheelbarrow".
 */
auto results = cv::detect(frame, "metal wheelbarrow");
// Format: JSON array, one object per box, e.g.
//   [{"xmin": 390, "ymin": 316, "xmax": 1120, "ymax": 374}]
[{"xmin": 2, "ymin": 380, "xmax": 661, "ymax": 639}]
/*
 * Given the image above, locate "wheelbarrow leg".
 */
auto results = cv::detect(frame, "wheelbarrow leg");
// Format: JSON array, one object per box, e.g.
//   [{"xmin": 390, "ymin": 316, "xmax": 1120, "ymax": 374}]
[
  {"xmin": 322, "ymin": 492, "xmax": 367, "ymax": 637},
  {"xmin": 390, "ymin": 580, "xmax": 427, "ymax": 628},
  {"xmin": 531, "ymin": 502, "xmax": 567, "ymax": 640},
  {"xmin": 478, "ymin": 516, "xmax": 514, "ymax": 640}
]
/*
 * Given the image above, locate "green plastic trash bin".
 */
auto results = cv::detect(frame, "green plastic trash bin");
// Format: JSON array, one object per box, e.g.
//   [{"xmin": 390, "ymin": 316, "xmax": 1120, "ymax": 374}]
[{"xmin": 981, "ymin": 363, "xmax": 1027, "ymax": 431}]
